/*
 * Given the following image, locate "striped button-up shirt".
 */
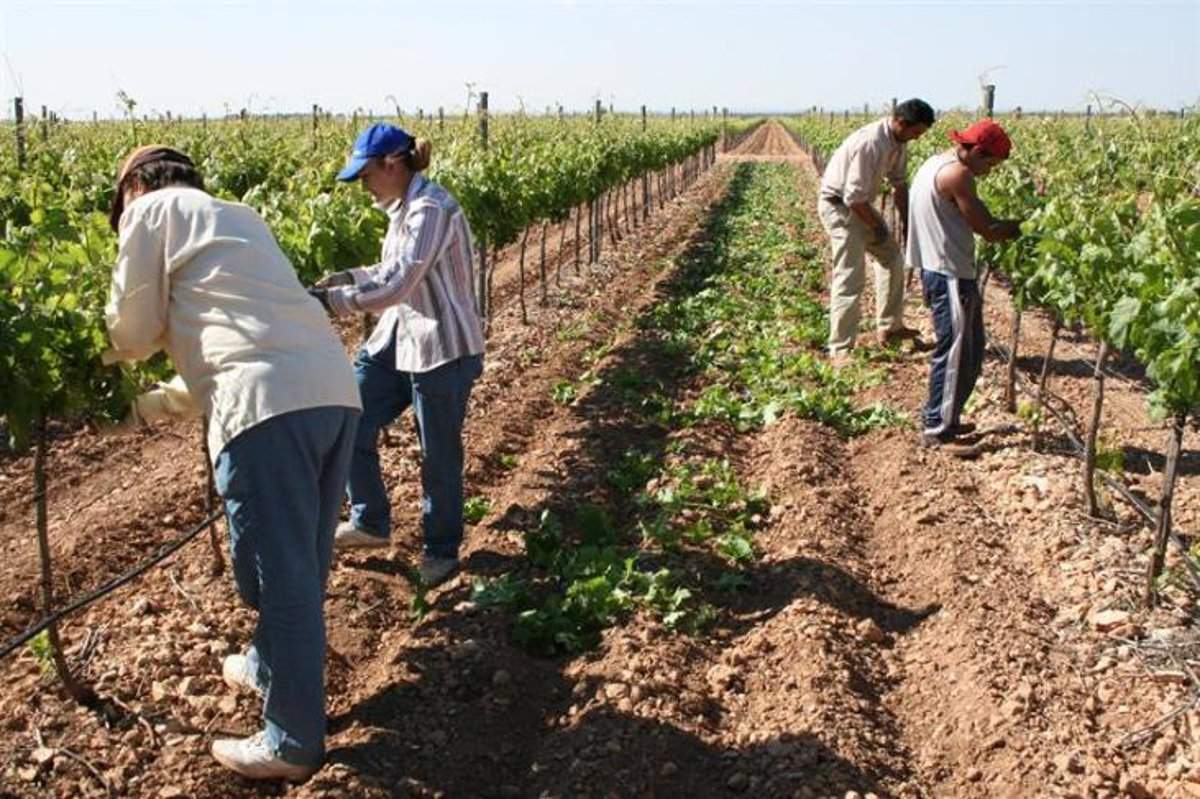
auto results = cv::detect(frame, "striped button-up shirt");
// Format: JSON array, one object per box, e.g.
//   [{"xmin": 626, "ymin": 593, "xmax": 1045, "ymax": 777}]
[
  {"xmin": 819, "ymin": 118, "xmax": 908, "ymax": 206},
  {"xmin": 329, "ymin": 174, "xmax": 485, "ymax": 372}
]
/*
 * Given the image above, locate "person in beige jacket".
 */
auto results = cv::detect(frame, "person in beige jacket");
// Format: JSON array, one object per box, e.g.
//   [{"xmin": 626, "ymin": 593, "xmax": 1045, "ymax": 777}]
[
  {"xmin": 106, "ymin": 145, "xmax": 361, "ymax": 781},
  {"xmin": 817, "ymin": 99, "xmax": 935, "ymax": 361}
]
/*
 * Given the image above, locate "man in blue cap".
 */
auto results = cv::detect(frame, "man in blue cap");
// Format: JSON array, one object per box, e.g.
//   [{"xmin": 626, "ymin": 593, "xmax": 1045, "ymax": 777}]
[{"xmin": 313, "ymin": 123, "xmax": 485, "ymax": 587}]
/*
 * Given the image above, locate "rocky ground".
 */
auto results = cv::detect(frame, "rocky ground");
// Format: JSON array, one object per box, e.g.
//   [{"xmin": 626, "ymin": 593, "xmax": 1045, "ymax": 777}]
[{"xmin": 0, "ymin": 123, "xmax": 1196, "ymax": 798}]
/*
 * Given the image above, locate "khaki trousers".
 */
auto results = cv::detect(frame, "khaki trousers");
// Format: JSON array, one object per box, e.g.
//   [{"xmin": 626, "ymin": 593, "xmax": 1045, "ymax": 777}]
[{"xmin": 818, "ymin": 197, "xmax": 906, "ymax": 356}]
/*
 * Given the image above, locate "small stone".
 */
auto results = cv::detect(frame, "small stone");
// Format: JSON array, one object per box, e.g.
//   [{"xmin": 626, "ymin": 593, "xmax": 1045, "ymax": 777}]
[
  {"xmin": 1120, "ymin": 777, "xmax": 1153, "ymax": 799},
  {"xmin": 492, "ymin": 670, "xmax": 511, "ymax": 688},
  {"xmin": 217, "ymin": 695, "xmax": 238, "ymax": 715},
  {"xmin": 30, "ymin": 747, "xmax": 55, "ymax": 767},
  {"xmin": 1091, "ymin": 609, "xmax": 1131, "ymax": 632},
  {"xmin": 856, "ymin": 618, "xmax": 885, "ymax": 644},
  {"xmin": 604, "ymin": 682, "xmax": 628, "ymax": 699},
  {"xmin": 660, "ymin": 761, "xmax": 678, "ymax": 777},
  {"xmin": 727, "ymin": 772, "xmax": 748, "ymax": 791},
  {"xmin": 1054, "ymin": 752, "xmax": 1085, "ymax": 775},
  {"xmin": 150, "ymin": 681, "xmax": 171, "ymax": 702},
  {"xmin": 159, "ymin": 787, "xmax": 185, "ymax": 799},
  {"xmin": 966, "ymin": 767, "xmax": 983, "ymax": 782},
  {"xmin": 177, "ymin": 676, "xmax": 201, "ymax": 696}
]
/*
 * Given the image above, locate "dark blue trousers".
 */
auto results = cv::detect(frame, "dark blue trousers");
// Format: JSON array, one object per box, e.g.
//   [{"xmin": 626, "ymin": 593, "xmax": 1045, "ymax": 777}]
[{"xmin": 921, "ymin": 270, "xmax": 984, "ymax": 435}]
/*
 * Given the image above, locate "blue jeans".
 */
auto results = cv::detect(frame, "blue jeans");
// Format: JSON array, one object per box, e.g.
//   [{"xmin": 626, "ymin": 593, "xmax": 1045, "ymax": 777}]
[
  {"xmin": 214, "ymin": 406, "xmax": 359, "ymax": 767},
  {"xmin": 348, "ymin": 345, "xmax": 483, "ymax": 559},
  {"xmin": 921, "ymin": 270, "xmax": 984, "ymax": 435}
]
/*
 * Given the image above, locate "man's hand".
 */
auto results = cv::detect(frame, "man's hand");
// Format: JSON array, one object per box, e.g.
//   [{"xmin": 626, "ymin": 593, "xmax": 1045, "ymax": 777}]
[
  {"xmin": 314, "ymin": 271, "xmax": 354, "ymax": 289},
  {"xmin": 997, "ymin": 220, "xmax": 1022, "ymax": 241},
  {"xmin": 308, "ymin": 287, "xmax": 333, "ymax": 313},
  {"xmin": 870, "ymin": 223, "xmax": 891, "ymax": 247}
]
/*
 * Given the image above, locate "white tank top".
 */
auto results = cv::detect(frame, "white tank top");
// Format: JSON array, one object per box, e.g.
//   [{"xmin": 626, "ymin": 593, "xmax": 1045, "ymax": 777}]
[{"xmin": 906, "ymin": 151, "xmax": 977, "ymax": 279}]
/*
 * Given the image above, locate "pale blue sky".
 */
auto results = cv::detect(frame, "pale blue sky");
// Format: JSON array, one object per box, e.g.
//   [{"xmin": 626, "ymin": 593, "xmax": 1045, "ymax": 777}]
[{"xmin": 1, "ymin": 0, "xmax": 1196, "ymax": 120}]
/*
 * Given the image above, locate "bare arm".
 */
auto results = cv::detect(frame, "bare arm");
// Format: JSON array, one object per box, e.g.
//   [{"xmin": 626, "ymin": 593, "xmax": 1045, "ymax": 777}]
[
  {"xmin": 938, "ymin": 163, "xmax": 1020, "ymax": 242},
  {"xmin": 848, "ymin": 200, "xmax": 886, "ymax": 231},
  {"xmin": 892, "ymin": 182, "xmax": 909, "ymax": 238}
]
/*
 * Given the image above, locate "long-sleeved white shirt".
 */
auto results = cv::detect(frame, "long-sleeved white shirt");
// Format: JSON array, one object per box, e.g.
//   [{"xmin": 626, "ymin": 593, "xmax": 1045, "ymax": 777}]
[
  {"xmin": 327, "ymin": 174, "xmax": 485, "ymax": 373},
  {"xmin": 819, "ymin": 118, "xmax": 908, "ymax": 206},
  {"xmin": 106, "ymin": 186, "xmax": 361, "ymax": 460}
]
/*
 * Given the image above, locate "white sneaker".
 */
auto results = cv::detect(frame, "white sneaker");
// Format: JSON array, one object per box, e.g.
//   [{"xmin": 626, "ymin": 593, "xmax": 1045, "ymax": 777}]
[
  {"xmin": 419, "ymin": 555, "xmax": 460, "ymax": 587},
  {"xmin": 222, "ymin": 653, "xmax": 261, "ymax": 696},
  {"xmin": 333, "ymin": 521, "xmax": 389, "ymax": 550},
  {"xmin": 210, "ymin": 733, "xmax": 317, "ymax": 781}
]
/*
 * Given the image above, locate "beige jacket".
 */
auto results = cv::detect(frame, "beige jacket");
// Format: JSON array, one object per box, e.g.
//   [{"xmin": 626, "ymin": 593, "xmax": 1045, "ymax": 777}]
[{"xmin": 106, "ymin": 187, "xmax": 360, "ymax": 460}]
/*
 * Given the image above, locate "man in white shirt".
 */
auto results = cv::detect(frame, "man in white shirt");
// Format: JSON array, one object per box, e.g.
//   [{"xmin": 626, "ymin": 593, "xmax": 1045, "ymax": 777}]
[
  {"xmin": 106, "ymin": 145, "xmax": 361, "ymax": 781},
  {"xmin": 818, "ymin": 99, "xmax": 935, "ymax": 361}
]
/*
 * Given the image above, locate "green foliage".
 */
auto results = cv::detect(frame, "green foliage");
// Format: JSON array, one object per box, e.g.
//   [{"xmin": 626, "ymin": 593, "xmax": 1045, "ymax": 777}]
[
  {"xmin": 1, "ymin": 112, "xmax": 723, "ymax": 450},
  {"xmin": 463, "ymin": 495, "xmax": 491, "ymax": 525},
  {"xmin": 27, "ymin": 630, "xmax": 54, "ymax": 675},
  {"xmin": 784, "ymin": 111, "xmax": 1200, "ymax": 418},
  {"xmin": 551, "ymin": 379, "xmax": 577, "ymax": 405}
]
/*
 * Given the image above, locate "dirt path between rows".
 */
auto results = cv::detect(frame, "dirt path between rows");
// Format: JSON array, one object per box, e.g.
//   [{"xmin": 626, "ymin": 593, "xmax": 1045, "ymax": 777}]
[
  {"xmin": 1, "ymin": 124, "xmax": 1197, "ymax": 799},
  {"xmin": 783, "ymin": 139, "xmax": 1200, "ymax": 797}
]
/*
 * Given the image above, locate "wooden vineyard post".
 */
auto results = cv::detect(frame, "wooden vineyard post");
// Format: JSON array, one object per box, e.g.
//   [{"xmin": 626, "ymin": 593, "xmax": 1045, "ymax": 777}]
[
  {"xmin": 587, "ymin": 197, "xmax": 596, "ymax": 264},
  {"xmin": 538, "ymin": 220, "xmax": 549, "ymax": 305},
  {"xmin": 1031, "ymin": 319, "xmax": 1061, "ymax": 452},
  {"xmin": 517, "ymin": 228, "xmax": 529, "ymax": 325},
  {"xmin": 1004, "ymin": 307, "xmax": 1022, "ymax": 413},
  {"xmin": 201, "ymin": 421, "xmax": 225, "ymax": 576},
  {"xmin": 642, "ymin": 106, "xmax": 652, "ymax": 221},
  {"xmin": 33, "ymin": 415, "xmax": 93, "ymax": 705},
  {"xmin": 476, "ymin": 92, "xmax": 490, "ymax": 326},
  {"xmin": 1146, "ymin": 414, "xmax": 1186, "ymax": 606},
  {"xmin": 14, "ymin": 97, "xmax": 26, "ymax": 170},
  {"xmin": 311, "ymin": 103, "xmax": 319, "ymax": 147},
  {"xmin": 1085, "ymin": 104, "xmax": 1092, "ymax": 133},
  {"xmin": 40, "ymin": 104, "xmax": 48, "ymax": 142},
  {"xmin": 438, "ymin": 106, "xmax": 444, "ymax": 131},
  {"xmin": 555, "ymin": 216, "xmax": 566, "ymax": 287},
  {"xmin": 981, "ymin": 85, "xmax": 996, "ymax": 118},
  {"xmin": 573, "ymin": 204, "xmax": 582, "ymax": 274},
  {"xmin": 1082, "ymin": 341, "xmax": 1109, "ymax": 517}
]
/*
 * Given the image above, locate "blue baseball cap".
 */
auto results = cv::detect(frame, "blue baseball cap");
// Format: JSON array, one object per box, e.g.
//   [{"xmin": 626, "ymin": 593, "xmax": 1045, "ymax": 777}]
[{"xmin": 336, "ymin": 123, "xmax": 414, "ymax": 182}]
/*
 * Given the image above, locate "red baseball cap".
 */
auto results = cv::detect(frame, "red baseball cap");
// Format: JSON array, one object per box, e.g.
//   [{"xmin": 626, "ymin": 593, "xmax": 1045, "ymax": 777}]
[{"xmin": 949, "ymin": 119, "xmax": 1012, "ymax": 159}]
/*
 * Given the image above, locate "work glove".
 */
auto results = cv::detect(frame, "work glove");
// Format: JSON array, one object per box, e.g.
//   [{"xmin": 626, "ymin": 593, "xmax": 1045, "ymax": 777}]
[
  {"xmin": 314, "ymin": 270, "xmax": 354, "ymax": 289},
  {"xmin": 307, "ymin": 287, "xmax": 333, "ymax": 313},
  {"xmin": 99, "ymin": 375, "xmax": 200, "ymax": 436}
]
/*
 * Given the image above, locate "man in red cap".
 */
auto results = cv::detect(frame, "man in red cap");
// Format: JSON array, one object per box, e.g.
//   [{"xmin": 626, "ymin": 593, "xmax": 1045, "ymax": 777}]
[{"xmin": 905, "ymin": 119, "xmax": 1023, "ymax": 447}]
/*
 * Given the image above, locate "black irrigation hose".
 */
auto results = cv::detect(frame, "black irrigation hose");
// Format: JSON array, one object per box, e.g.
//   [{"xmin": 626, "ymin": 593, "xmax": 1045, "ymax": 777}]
[
  {"xmin": 983, "ymin": 332, "xmax": 1200, "ymax": 593},
  {"xmin": 0, "ymin": 508, "xmax": 224, "ymax": 661}
]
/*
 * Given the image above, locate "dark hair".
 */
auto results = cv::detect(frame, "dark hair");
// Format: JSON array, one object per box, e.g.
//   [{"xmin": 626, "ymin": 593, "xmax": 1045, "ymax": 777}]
[
  {"xmin": 110, "ymin": 153, "xmax": 204, "ymax": 232},
  {"xmin": 894, "ymin": 98, "xmax": 936, "ymax": 127},
  {"xmin": 124, "ymin": 159, "xmax": 205, "ymax": 195},
  {"xmin": 400, "ymin": 138, "xmax": 432, "ymax": 172}
]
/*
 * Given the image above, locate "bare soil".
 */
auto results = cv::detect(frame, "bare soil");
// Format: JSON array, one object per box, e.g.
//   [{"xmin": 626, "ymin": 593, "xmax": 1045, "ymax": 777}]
[{"xmin": 0, "ymin": 122, "xmax": 1196, "ymax": 799}]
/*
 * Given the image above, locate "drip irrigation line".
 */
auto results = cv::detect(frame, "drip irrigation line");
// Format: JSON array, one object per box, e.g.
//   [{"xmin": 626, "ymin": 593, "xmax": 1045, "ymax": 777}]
[
  {"xmin": 984, "ymin": 332, "xmax": 1200, "ymax": 594},
  {"xmin": 0, "ymin": 508, "xmax": 224, "ymax": 662}
]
